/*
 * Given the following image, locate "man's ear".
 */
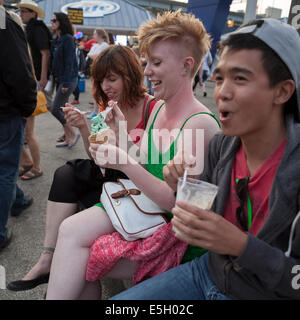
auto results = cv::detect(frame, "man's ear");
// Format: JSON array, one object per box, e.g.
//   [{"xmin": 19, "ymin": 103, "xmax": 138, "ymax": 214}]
[{"xmin": 274, "ymin": 79, "xmax": 296, "ymax": 105}]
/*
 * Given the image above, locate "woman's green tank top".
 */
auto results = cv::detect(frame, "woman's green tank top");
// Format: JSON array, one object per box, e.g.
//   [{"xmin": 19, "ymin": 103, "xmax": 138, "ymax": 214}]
[{"xmin": 145, "ymin": 102, "xmax": 220, "ymax": 263}]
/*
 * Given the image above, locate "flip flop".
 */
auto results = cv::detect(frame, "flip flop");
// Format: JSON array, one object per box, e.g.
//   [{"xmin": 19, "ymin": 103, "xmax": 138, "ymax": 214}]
[
  {"xmin": 68, "ymin": 133, "xmax": 81, "ymax": 149},
  {"xmin": 21, "ymin": 168, "xmax": 43, "ymax": 181},
  {"xmin": 19, "ymin": 164, "xmax": 33, "ymax": 176},
  {"xmin": 56, "ymin": 141, "xmax": 69, "ymax": 148}
]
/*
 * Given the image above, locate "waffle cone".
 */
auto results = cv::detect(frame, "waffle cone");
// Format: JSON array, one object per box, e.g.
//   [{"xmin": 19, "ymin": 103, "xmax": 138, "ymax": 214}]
[{"xmin": 88, "ymin": 129, "xmax": 110, "ymax": 145}]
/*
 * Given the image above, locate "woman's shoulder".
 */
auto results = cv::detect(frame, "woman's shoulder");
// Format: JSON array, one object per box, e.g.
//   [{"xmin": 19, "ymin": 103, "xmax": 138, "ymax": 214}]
[{"xmin": 180, "ymin": 103, "xmax": 220, "ymax": 130}]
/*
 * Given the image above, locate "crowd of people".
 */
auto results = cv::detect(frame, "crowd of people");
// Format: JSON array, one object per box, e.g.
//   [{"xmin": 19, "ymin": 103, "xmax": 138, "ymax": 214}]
[{"xmin": 1, "ymin": 0, "xmax": 300, "ymax": 301}]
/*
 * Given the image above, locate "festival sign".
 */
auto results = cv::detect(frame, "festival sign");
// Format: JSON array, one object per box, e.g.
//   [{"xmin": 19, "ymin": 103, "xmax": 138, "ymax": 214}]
[
  {"xmin": 68, "ymin": 7, "xmax": 84, "ymax": 25},
  {"xmin": 61, "ymin": 1, "xmax": 120, "ymax": 18},
  {"xmin": 288, "ymin": 0, "xmax": 300, "ymax": 35}
]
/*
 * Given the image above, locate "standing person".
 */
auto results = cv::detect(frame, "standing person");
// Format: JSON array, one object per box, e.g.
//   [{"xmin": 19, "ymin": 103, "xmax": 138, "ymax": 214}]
[
  {"xmin": 50, "ymin": 12, "xmax": 80, "ymax": 148},
  {"xmin": 16, "ymin": 0, "xmax": 51, "ymax": 180},
  {"xmin": 16, "ymin": 0, "xmax": 51, "ymax": 90},
  {"xmin": 111, "ymin": 19, "xmax": 300, "ymax": 300},
  {"xmin": 0, "ymin": 1, "xmax": 36, "ymax": 250},
  {"xmin": 193, "ymin": 50, "xmax": 212, "ymax": 96},
  {"xmin": 71, "ymin": 37, "xmax": 86, "ymax": 105},
  {"xmin": 86, "ymin": 28, "xmax": 109, "ymax": 119},
  {"xmin": 45, "ymin": 11, "xmax": 220, "ymax": 300}
]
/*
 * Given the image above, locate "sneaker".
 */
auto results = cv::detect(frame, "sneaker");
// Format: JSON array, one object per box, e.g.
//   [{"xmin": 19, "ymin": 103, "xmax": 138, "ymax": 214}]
[
  {"xmin": 87, "ymin": 113, "xmax": 97, "ymax": 119},
  {"xmin": 11, "ymin": 197, "xmax": 34, "ymax": 217},
  {"xmin": 71, "ymin": 99, "xmax": 79, "ymax": 105},
  {"xmin": 0, "ymin": 229, "xmax": 12, "ymax": 251}
]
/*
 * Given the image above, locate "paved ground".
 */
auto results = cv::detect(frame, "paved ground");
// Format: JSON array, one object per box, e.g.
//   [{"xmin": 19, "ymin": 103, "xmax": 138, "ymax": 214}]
[{"xmin": 0, "ymin": 79, "xmax": 219, "ymax": 300}]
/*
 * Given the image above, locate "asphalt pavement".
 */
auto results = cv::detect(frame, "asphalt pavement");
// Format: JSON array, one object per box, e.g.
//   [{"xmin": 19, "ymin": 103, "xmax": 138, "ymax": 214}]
[{"xmin": 0, "ymin": 79, "xmax": 219, "ymax": 300}]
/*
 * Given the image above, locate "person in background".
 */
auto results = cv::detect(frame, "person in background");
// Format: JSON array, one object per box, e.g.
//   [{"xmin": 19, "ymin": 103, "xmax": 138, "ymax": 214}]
[
  {"xmin": 71, "ymin": 33, "xmax": 86, "ymax": 105},
  {"xmin": 50, "ymin": 12, "xmax": 80, "ymax": 148},
  {"xmin": 86, "ymin": 28, "xmax": 109, "ymax": 119},
  {"xmin": 16, "ymin": 0, "xmax": 51, "ymax": 180},
  {"xmin": 0, "ymin": 0, "xmax": 36, "ymax": 250},
  {"xmin": 193, "ymin": 50, "xmax": 212, "ymax": 97}
]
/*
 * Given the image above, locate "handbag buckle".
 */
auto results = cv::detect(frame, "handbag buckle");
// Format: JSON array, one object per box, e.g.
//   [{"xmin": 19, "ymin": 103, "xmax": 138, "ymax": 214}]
[{"xmin": 111, "ymin": 188, "xmax": 141, "ymax": 199}]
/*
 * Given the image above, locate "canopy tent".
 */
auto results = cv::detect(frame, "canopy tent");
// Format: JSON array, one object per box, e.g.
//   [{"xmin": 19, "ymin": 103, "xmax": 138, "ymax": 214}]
[{"xmin": 35, "ymin": 0, "xmax": 153, "ymax": 35}]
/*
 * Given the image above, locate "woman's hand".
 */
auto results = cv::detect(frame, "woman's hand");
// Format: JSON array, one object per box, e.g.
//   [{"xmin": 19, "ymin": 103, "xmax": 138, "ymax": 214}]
[
  {"xmin": 89, "ymin": 143, "xmax": 132, "ymax": 171},
  {"xmin": 172, "ymin": 201, "xmax": 248, "ymax": 257},
  {"xmin": 62, "ymin": 103, "xmax": 87, "ymax": 129},
  {"xmin": 163, "ymin": 152, "xmax": 197, "ymax": 192},
  {"xmin": 105, "ymin": 100, "xmax": 127, "ymax": 138}
]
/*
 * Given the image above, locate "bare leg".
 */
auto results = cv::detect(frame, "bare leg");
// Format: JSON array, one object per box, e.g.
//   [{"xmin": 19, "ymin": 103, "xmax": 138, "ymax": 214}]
[
  {"xmin": 25, "ymin": 116, "xmax": 41, "ymax": 171},
  {"xmin": 46, "ymin": 206, "xmax": 115, "ymax": 300},
  {"xmin": 63, "ymin": 123, "xmax": 77, "ymax": 144},
  {"xmin": 22, "ymin": 201, "xmax": 77, "ymax": 280},
  {"xmin": 78, "ymin": 259, "xmax": 136, "ymax": 300},
  {"xmin": 19, "ymin": 146, "xmax": 33, "ymax": 168}
]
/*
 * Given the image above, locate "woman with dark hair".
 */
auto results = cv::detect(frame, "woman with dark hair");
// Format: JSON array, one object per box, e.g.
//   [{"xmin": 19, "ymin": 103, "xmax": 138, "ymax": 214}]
[
  {"xmin": 50, "ymin": 12, "xmax": 80, "ymax": 148},
  {"xmin": 7, "ymin": 45, "xmax": 156, "ymax": 292}
]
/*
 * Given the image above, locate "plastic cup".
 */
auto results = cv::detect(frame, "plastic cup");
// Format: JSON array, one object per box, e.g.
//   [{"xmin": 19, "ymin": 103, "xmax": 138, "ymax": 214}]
[{"xmin": 173, "ymin": 177, "xmax": 218, "ymax": 236}]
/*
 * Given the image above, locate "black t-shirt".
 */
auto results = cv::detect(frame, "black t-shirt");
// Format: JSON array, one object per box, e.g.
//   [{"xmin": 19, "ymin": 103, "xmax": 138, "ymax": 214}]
[{"xmin": 25, "ymin": 19, "xmax": 52, "ymax": 80}]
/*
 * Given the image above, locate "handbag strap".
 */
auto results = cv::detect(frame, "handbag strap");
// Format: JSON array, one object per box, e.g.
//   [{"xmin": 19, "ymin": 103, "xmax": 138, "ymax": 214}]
[{"xmin": 116, "ymin": 179, "xmax": 170, "ymax": 222}]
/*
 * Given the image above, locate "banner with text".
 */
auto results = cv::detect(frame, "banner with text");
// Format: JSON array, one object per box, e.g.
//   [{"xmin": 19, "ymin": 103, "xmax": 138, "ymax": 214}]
[
  {"xmin": 68, "ymin": 7, "xmax": 83, "ymax": 25},
  {"xmin": 288, "ymin": 0, "xmax": 300, "ymax": 34}
]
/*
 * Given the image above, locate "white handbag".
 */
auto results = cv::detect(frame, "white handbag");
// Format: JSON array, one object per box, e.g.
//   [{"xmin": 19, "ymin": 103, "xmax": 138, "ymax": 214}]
[{"xmin": 101, "ymin": 179, "xmax": 168, "ymax": 241}]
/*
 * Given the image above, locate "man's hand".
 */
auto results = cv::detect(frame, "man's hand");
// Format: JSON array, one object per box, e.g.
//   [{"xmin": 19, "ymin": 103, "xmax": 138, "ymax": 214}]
[
  {"xmin": 163, "ymin": 153, "xmax": 197, "ymax": 192},
  {"xmin": 61, "ymin": 87, "xmax": 68, "ymax": 94},
  {"xmin": 172, "ymin": 200, "xmax": 248, "ymax": 257}
]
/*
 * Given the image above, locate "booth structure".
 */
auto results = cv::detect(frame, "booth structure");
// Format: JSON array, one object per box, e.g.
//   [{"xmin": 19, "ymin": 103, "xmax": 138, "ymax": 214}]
[{"xmin": 35, "ymin": 0, "xmax": 152, "ymax": 35}]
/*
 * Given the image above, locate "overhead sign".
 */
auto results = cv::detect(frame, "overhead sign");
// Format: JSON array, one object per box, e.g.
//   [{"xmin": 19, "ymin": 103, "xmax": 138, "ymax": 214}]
[
  {"xmin": 68, "ymin": 8, "xmax": 83, "ymax": 25},
  {"xmin": 61, "ymin": 1, "xmax": 120, "ymax": 18},
  {"xmin": 288, "ymin": 0, "xmax": 300, "ymax": 34}
]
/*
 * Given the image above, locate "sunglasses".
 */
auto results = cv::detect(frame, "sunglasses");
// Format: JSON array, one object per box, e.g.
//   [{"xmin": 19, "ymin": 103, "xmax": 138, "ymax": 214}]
[
  {"xmin": 235, "ymin": 177, "xmax": 251, "ymax": 231},
  {"xmin": 51, "ymin": 19, "xmax": 58, "ymax": 23}
]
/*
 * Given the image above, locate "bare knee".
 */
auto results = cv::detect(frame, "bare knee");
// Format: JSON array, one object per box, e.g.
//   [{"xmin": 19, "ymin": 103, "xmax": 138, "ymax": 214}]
[{"xmin": 57, "ymin": 215, "xmax": 79, "ymax": 245}]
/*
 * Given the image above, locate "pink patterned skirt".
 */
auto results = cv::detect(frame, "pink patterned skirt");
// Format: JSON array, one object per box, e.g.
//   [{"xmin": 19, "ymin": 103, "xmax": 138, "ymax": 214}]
[{"xmin": 86, "ymin": 223, "xmax": 188, "ymax": 285}]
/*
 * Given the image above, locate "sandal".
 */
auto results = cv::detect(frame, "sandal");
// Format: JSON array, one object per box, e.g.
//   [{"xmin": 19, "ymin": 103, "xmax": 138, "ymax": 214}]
[
  {"xmin": 21, "ymin": 168, "xmax": 43, "ymax": 181},
  {"xmin": 19, "ymin": 164, "xmax": 33, "ymax": 176},
  {"xmin": 56, "ymin": 135, "xmax": 65, "ymax": 142}
]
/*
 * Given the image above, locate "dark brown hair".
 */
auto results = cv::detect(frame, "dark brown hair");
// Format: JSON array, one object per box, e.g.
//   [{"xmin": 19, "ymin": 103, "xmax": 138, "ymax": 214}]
[{"xmin": 91, "ymin": 45, "xmax": 147, "ymax": 109}]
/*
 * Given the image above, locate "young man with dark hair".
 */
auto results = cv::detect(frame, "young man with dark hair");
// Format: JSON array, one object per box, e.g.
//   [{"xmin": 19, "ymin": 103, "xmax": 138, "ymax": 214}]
[{"xmin": 110, "ymin": 19, "xmax": 300, "ymax": 300}]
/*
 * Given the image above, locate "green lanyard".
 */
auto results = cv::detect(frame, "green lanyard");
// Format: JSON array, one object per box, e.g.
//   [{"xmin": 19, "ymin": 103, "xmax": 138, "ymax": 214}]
[{"xmin": 236, "ymin": 178, "xmax": 252, "ymax": 230}]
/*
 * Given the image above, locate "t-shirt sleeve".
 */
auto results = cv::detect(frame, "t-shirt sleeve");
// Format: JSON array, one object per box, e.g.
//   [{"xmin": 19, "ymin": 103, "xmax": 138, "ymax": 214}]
[{"xmin": 34, "ymin": 26, "xmax": 50, "ymax": 51}]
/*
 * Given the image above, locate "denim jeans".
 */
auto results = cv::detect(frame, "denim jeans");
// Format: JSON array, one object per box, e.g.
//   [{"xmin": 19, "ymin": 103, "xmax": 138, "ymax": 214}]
[
  {"xmin": 0, "ymin": 116, "xmax": 26, "ymax": 243},
  {"xmin": 111, "ymin": 253, "xmax": 231, "ymax": 300}
]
